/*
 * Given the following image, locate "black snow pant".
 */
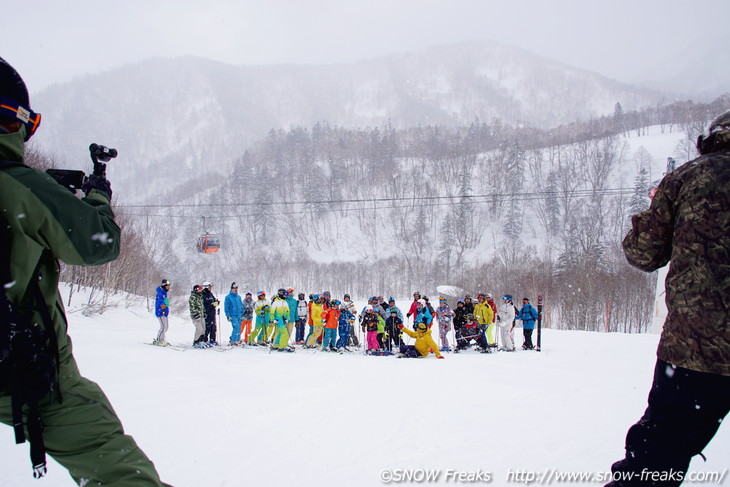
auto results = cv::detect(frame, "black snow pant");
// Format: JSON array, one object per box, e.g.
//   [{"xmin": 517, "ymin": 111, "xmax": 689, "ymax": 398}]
[
  {"xmin": 522, "ymin": 328, "xmax": 534, "ymax": 349},
  {"xmin": 204, "ymin": 315, "xmax": 217, "ymax": 342},
  {"xmin": 399, "ymin": 343, "xmax": 421, "ymax": 358},
  {"xmin": 348, "ymin": 323, "xmax": 360, "ymax": 347},
  {"xmin": 385, "ymin": 324, "xmax": 401, "ymax": 350},
  {"xmin": 607, "ymin": 359, "xmax": 730, "ymax": 487}
]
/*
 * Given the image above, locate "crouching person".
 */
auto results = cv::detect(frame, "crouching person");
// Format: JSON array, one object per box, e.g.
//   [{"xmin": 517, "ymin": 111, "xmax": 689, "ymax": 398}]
[{"xmin": 397, "ymin": 322, "xmax": 444, "ymax": 359}]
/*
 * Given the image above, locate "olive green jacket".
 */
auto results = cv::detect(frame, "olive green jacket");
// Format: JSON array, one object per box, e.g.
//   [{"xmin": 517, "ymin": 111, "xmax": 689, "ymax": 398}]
[
  {"xmin": 622, "ymin": 130, "xmax": 730, "ymax": 376},
  {"xmin": 0, "ymin": 127, "xmax": 120, "ymax": 385}
]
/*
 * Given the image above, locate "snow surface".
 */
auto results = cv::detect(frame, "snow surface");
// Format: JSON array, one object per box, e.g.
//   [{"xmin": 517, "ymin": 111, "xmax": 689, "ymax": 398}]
[{"xmin": 2, "ymin": 286, "xmax": 728, "ymax": 487}]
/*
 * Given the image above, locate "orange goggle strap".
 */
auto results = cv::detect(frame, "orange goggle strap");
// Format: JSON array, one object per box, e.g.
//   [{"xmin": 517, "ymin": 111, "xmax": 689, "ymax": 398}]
[{"xmin": 0, "ymin": 95, "xmax": 41, "ymax": 141}]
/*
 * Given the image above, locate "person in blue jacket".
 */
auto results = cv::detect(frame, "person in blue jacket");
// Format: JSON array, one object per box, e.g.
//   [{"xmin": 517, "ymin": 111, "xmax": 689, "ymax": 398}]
[
  {"xmin": 414, "ymin": 298, "xmax": 433, "ymax": 329},
  {"xmin": 224, "ymin": 282, "xmax": 244, "ymax": 345},
  {"xmin": 154, "ymin": 279, "xmax": 171, "ymax": 345},
  {"xmin": 336, "ymin": 304, "xmax": 355, "ymax": 351},
  {"xmin": 517, "ymin": 297, "xmax": 539, "ymax": 350}
]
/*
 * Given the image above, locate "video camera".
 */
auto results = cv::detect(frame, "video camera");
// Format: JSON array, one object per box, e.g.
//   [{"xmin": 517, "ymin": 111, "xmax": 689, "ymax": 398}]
[{"xmin": 47, "ymin": 143, "xmax": 117, "ymax": 194}]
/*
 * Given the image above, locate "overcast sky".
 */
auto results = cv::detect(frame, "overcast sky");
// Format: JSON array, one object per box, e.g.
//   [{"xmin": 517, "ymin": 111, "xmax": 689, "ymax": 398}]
[{"xmin": 1, "ymin": 0, "xmax": 725, "ymax": 95}]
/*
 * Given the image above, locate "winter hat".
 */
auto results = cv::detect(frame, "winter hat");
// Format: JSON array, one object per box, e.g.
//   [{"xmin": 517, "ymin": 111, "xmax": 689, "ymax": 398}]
[
  {"xmin": 245, "ymin": 291, "xmax": 252, "ymax": 296},
  {"xmin": 709, "ymin": 110, "xmax": 730, "ymax": 133},
  {"xmin": 523, "ymin": 297, "xmax": 530, "ymax": 301},
  {"xmin": 698, "ymin": 109, "xmax": 730, "ymax": 155},
  {"xmin": 365, "ymin": 305, "xmax": 374, "ymax": 311},
  {"xmin": 0, "ymin": 57, "xmax": 41, "ymax": 140},
  {"xmin": 161, "ymin": 279, "xmax": 171, "ymax": 287},
  {"xmin": 231, "ymin": 282, "xmax": 238, "ymax": 290}
]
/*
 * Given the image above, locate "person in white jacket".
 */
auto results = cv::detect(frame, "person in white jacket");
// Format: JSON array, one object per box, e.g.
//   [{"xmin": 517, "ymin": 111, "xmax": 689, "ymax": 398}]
[{"xmin": 497, "ymin": 294, "xmax": 516, "ymax": 351}]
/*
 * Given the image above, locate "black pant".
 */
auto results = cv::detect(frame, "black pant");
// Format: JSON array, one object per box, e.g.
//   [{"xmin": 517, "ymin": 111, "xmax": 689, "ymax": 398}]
[
  {"xmin": 204, "ymin": 316, "xmax": 216, "ymax": 342},
  {"xmin": 523, "ymin": 328, "xmax": 534, "ymax": 349},
  {"xmin": 607, "ymin": 359, "xmax": 730, "ymax": 487},
  {"xmin": 399, "ymin": 343, "xmax": 420, "ymax": 358},
  {"xmin": 348, "ymin": 324, "xmax": 359, "ymax": 347},
  {"xmin": 384, "ymin": 324, "xmax": 401, "ymax": 350},
  {"xmin": 295, "ymin": 318, "xmax": 306, "ymax": 342}
]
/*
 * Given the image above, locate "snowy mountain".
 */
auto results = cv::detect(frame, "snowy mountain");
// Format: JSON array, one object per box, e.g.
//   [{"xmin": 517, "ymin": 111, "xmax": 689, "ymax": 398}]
[
  {"xmin": 2, "ymin": 286, "xmax": 728, "ymax": 486},
  {"xmin": 31, "ymin": 39, "xmax": 666, "ymax": 202}
]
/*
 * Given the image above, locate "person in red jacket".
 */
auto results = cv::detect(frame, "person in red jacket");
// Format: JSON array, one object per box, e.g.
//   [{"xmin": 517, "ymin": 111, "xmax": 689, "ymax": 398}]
[
  {"xmin": 406, "ymin": 291, "xmax": 421, "ymax": 326},
  {"xmin": 321, "ymin": 300, "xmax": 341, "ymax": 352}
]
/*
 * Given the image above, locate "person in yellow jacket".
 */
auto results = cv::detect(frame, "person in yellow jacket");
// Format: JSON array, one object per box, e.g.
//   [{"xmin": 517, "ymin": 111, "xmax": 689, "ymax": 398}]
[
  {"xmin": 397, "ymin": 322, "xmax": 445, "ymax": 359},
  {"xmin": 474, "ymin": 293, "xmax": 495, "ymax": 346},
  {"xmin": 304, "ymin": 296, "xmax": 325, "ymax": 348}
]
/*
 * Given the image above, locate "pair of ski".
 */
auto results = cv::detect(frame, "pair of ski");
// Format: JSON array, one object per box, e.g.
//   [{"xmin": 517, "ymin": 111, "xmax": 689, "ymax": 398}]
[{"xmin": 146, "ymin": 342, "xmax": 234, "ymax": 352}]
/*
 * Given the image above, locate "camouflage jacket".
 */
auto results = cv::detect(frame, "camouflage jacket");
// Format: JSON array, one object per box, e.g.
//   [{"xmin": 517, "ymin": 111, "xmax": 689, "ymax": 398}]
[
  {"xmin": 622, "ymin": 130, "xmax": 730, "ymax": 376},
  {"xmin": 189, "ymin": 291, "xmax": 204, "ymax": 320}
]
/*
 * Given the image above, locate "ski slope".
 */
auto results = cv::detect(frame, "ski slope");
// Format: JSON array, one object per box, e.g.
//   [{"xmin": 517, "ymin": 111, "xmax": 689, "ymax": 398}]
[{"xmin": 2, "ymin": 288, "xmax": 728, "ymax": 487}]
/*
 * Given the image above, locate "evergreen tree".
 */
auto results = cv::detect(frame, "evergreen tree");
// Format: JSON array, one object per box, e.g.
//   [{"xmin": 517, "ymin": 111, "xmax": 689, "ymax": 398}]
[{"xmin": 628, "ymin": 167, "xmax": 650, "ymax": 216}]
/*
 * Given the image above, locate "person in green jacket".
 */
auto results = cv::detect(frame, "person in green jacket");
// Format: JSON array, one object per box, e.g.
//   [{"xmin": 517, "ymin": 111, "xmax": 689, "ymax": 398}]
[
  {"xmin": 248, "ymin": 291, "xmax": 271, "ymax": 345},
  {"xmin": 0, "ymin": 57, "xmax": 169, "ymax": 486}
]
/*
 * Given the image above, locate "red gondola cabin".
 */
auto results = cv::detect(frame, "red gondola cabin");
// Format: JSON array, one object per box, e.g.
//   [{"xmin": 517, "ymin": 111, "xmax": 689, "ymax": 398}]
[{"xmin": 196, "ymin": 235, "xmax": 220, "ymax": 254}]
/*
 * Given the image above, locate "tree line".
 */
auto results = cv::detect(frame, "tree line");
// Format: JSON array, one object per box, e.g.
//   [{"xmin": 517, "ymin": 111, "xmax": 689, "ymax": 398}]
[{"xmin": 37, "ymin": 93, "xmax": 730, "ymax": 332}]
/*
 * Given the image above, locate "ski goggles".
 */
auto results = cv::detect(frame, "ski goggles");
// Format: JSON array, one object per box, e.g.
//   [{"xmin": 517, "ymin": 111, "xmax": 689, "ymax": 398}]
[{"xmin": 0, "ymin": 95, "xmax": 41, "ymax": 141}]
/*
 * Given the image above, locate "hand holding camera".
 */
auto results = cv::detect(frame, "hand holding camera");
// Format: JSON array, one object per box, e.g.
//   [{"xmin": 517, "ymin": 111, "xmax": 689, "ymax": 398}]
[{"xmin": 47, "ymin": 143, "xmax": 117, "ymax": 199}]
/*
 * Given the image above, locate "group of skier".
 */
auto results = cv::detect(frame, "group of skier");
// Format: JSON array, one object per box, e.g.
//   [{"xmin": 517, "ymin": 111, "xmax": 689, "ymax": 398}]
[{"xmin": 155, "ymin": 283, "xmax": 541, "ymax": 357}]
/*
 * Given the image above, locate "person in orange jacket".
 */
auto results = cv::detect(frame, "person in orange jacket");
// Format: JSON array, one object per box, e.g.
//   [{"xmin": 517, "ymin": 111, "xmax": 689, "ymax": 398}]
[
  {"xmin": 397, "ymin": 322, "xmax": 444, "ymax": 359},
  {"xmin": 321, "ymin": 300, "xmax": 341, "ymax": 352}
]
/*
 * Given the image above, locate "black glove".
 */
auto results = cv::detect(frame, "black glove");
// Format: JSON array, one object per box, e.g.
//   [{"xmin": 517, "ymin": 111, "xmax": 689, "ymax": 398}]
[{"xmin": 82, "ymin": 173, "xmax": 113, "ymax": 200}]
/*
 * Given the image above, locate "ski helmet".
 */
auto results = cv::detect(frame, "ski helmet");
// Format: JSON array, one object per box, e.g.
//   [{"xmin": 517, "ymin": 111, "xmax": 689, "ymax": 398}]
[
  {"xmin": 161, "ymin": 279, "xmax": 171, "ymax": 287},
  {"xmin": 257, "ymin": 290, "xmax": 266, "ymax": 297},
  {"xmin": 365, "ymin": 305, "xmax": 374, "ymax": 311},
  {"xmin": 278, "ymin": 288, "xmax": 287, "ymax": 298},
  {"xmin": 416, "ymin": 322, "xmax": 428, "ymax": 332},
  {"xmin": 0, "ymin": 57, "xmax": 41, "ymax": 140},
  {"xmin": 502, "ymin": 294, "xmax": 513, "ymax": 301},
  {"xmin": 202, "ymin": 281, "xmax": 212, "ymax": 288},
  {"xmin": 192, "ymin": 285, "xmax": 202, "ymax": 292}
]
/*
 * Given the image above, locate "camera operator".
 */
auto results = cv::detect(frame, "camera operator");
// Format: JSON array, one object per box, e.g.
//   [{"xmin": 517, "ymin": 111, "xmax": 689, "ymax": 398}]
[{"xmin": 0, "ymin": 57, "xmax": 169, "ymax": 485}]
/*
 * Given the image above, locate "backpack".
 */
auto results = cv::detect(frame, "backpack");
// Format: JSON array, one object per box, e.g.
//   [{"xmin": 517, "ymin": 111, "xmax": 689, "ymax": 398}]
[{"xmin": 0, "ymin": 167, "xmax": 61, "ymax": 479}]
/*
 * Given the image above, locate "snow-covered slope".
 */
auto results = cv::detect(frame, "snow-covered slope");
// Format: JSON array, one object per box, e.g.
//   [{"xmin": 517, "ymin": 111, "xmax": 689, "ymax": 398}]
[{"xmin": 2, "ymin": 287, "xmax": 727, "ymax": 486}]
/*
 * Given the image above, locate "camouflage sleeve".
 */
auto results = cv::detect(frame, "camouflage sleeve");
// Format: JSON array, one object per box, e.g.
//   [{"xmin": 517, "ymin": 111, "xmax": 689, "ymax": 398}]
[{"xmin": 622, "ymin": 178, "xmax": 675, "ymax": 272}]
